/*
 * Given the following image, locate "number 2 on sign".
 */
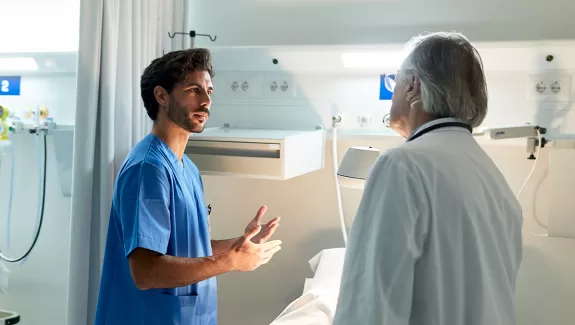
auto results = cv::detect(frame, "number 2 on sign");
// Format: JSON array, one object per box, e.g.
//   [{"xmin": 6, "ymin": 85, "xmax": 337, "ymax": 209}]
[{"xmin": 0, "ymin": 80, "xmax": 8, "ymax": 93}]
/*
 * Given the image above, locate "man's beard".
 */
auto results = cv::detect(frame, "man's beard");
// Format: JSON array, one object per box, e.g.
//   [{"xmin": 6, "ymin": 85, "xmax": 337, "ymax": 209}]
[{"xmin": 166, "ymin": 98, "xmax": 208, "ymax": 133}]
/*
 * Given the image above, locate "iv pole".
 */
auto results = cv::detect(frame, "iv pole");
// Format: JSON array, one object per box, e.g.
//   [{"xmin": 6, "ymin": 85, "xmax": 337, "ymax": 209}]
[{"xmin": 164, "ymin": 30, "xmax": 217, "ymax": 52}]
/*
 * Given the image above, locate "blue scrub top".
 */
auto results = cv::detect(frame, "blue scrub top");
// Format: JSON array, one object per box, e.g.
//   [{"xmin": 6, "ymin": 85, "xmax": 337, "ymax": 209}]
[{"xmin": 94, "ymin": 133, "xmax": 217, "ymax": 325}]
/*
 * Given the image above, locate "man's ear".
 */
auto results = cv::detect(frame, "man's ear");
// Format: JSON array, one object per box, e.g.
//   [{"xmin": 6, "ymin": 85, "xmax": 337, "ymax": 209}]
[
  {"xmin": 410, "ymin": 74, "xmax": 421, "ymax": 94},
  {"xmin": 406, "ymin": 73, "xmax": 421, "ymax": 102},
  {"xmin": 405, "ymin": 74, "xmax": 421, "ymax": 105},
  {"xmin": 153, "ymin": 86, "xmax": 169, "ymax": 108}
]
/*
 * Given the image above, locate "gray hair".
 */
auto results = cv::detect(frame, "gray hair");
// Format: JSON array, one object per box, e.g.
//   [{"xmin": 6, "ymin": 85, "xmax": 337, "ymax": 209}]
[{"xmin": 400, "ymin": 32, "xmax": 488, "ymax": 128}]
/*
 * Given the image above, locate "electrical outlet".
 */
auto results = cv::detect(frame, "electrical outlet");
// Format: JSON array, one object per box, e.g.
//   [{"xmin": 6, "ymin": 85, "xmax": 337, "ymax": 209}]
[
  {"xmin": 214, "ymin": 75, "xmax": 264, "ymax": 99},
  {"xmin": 230, "ymin": 81, "xmax": 240, "ymax": 92},
  {"xmin": 230, "ymin": 80, "xmax": 251, "ymax": 92},
  {"xmin": 527, "ymin": 73, "xmax": 572, "ymax": 102},
  {"xmin": 535, "ymin": 81, "xmax": 547, "ymax": 94},
  {"xmin": 241, "ymin": 81, "xmax": 249, "ymax": 92},
  {"xmin": 550, "ymin": 81, "xmax": 562, "ymax": 94},
  {"xmin": 264, "ymin": 77, "xmax": 297, "ymax": 98}
]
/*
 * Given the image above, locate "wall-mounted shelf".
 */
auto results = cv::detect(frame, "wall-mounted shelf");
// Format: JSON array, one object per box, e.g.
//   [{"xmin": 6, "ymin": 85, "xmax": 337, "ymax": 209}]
[{"xmin": 186, "ymin": 127, "xmax": 325, "ymax": 180}]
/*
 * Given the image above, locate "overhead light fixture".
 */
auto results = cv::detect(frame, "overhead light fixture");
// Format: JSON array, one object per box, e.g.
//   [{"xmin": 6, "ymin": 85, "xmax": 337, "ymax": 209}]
[
  {"xmin": 0, "ymin": 58, "xmax": 39, "ymax": 71},
  {"xmin": 341, "ymin": 51, "xmax": 407, "ymax": 69}
]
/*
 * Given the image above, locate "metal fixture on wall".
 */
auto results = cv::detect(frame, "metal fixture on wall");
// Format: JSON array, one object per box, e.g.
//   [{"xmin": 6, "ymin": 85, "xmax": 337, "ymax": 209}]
[
  {"xmin": 164, "ymin": 30, "xmax": 217, "ymax": 53},
  {"xmin": 383, "ymin": 113, "xmax": 390, "ymax": 128}
]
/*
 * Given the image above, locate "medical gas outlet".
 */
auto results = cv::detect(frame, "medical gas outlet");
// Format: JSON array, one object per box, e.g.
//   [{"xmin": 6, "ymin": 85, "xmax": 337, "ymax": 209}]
[
  {"xmin": 16, "ymin": 106, "xmax": 56, "ymax": 134},
  {"xmin": 332, "ymin": 113, "xmax": 348, "ymax": 127},
  {"xmin": 358, "ymin": 115, "xmax": 371, "ymax": 127},
  {"xmin": 0, "ymin": 105, "xmax": 12, "ymax": 140},
  {"xmin": 23, "ymin": 106, "xmax": 49, "ymax": 125}
]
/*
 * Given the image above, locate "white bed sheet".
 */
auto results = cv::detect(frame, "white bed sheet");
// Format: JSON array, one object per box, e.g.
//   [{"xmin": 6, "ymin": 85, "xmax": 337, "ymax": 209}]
[{"xmin": 269, "ymin": 248, "xmax": 346, "ymax": 325}]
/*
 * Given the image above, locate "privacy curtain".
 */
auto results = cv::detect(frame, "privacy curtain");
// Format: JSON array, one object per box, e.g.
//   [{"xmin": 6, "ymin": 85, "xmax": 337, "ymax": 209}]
[{"xmin": 68, "ymin": 1, "xmax": 193, "ymax": 324}]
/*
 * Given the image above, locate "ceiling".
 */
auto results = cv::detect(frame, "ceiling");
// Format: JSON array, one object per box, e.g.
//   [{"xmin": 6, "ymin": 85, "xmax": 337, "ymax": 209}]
[{"xmin": 191, "ymin": 0, "xmax": 575, "ymax": 47}]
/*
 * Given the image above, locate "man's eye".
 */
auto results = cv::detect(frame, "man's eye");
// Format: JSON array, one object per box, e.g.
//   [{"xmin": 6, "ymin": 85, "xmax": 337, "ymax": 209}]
[{"xmin": 188, "ymin": 88, "xmax": 199, "ymax": 93}]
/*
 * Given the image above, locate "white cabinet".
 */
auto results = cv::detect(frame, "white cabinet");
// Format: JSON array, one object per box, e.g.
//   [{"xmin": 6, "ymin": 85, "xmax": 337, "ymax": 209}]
[{"xmin": 186, "ymin": 127, "xmax": 325, "ymax": 180}]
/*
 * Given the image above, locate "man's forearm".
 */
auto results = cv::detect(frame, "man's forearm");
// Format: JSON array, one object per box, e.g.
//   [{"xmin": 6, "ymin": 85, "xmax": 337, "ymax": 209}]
[
  {"xmin": 129, "ymin": 249, "xmax": 235, "ymax": 290},
  {"xmin": 211, "ymin": 238, "xmax": 239, "ymax": 255}
]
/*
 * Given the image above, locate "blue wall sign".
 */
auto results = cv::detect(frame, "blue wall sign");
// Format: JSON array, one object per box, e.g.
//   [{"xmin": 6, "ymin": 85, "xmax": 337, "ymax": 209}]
[
  {"xmin": 0, "ymin": 76, "xmax": 21, "ymax": 96},
  {"xmin": 379, "ymin": 73, "xmax": 395, "ymax": 100}
]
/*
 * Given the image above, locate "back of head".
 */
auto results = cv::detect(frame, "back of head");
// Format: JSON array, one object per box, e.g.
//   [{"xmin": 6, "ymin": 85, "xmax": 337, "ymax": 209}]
[{"xmin": 401, "ymin": 32, "xmax": 488, "ymax": 128}]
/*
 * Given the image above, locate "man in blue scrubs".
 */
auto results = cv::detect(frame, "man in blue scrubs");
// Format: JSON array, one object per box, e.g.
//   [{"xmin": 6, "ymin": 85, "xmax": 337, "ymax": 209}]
[{"xmin": 94, "ymin": 48, "xmax": 282, "ymax": 325}]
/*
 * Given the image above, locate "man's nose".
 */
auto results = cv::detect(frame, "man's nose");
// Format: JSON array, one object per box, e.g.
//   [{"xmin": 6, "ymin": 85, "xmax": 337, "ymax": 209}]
[{"xmin": 200, "ymin": 89, "xmax": 212, "ymax": 107}]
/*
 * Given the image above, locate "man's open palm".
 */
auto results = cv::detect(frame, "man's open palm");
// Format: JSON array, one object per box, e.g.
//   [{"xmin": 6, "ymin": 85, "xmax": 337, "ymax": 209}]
[{"xmin": 245, "ymin": 206, "xmax": 281, "ymax": 244}]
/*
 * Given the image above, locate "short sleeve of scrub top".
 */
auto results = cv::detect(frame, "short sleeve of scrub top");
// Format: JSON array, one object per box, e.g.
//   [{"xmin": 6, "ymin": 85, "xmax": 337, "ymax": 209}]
[{"xmin": 118, "ymin": 161, "xmax": 172, "ymax": 257}]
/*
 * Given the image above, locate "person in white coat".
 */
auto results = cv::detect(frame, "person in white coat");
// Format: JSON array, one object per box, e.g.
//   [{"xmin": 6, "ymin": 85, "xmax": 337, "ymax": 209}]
[{"xmin": 333, "ymin": 32, "xmax": 523, "ymax": 325}]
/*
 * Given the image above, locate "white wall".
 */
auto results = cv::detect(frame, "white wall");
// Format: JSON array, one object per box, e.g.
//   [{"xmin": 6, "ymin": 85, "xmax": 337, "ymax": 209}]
[
  {"xmin": 195, "ymin": 42, "xmax": 575, "ymax": 325},
  {"xmin": 189, "ymin": 0, "xmax": 575, "ymax": 47},
  {"xmin": 0, "ymin": 74, "xmax": 77, "ymax": 325}
]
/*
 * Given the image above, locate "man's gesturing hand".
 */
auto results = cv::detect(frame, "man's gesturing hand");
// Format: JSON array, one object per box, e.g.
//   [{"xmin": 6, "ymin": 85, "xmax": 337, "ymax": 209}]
[
  {"xmin": 228, "ymin": 225, "xmax": 282, "ymax": 272},
  {"xmin": 245, "ymin": 206, "xmax": 281, "ymax": 244}
]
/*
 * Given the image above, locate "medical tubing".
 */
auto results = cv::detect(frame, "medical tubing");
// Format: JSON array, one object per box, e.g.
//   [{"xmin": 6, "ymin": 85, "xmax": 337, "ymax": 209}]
[
  {"xmin": 5, "ymin": 138, "xmax": 16, "ymax": 255},
  {"xmin": 517, "ymin": 128, "xmax": 548, "ymax": 237},
  {"xmin": 15, "ymin": 133, "xmax": 43, "ymax": 264},
  {"xmin": 331, "ymin": 125, "xmax": 348, "ymax": 246},
  {"xmin": 0, "ymin": 132, "xmax": 47, "ymax": 262},
  {"xmin": 19, "ymin": 131, "xmax": 45, "ymax": 265}
]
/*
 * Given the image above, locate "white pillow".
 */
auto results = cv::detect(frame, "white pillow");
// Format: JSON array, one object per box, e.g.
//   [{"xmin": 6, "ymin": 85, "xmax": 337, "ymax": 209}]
[{"xmin": 307, "ymin": 248, "xmax": 346, "ymax": 286}]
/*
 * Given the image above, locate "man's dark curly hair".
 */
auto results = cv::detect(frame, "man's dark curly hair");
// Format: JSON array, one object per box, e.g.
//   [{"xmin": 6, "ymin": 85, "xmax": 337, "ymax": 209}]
[{"xmin": 140, "ymin": 48, "xmax": 214, "ymax": 121}]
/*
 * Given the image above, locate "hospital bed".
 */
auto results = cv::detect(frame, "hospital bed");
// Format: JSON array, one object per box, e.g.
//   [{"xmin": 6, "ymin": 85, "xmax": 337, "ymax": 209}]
[{"xmin": 269, "ymin": 248, "xmax": 346, "ymax": 325}]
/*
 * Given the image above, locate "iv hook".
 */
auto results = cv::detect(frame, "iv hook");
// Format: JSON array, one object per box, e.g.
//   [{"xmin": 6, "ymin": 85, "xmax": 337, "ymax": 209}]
[{"xmin": 167, "ymin": 31, "xmax": 217, "ymax": 42}]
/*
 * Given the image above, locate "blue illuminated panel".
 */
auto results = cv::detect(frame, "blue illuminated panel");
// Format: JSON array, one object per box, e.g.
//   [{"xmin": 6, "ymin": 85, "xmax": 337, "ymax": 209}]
[{"xmin": 0, "ymin": 76, "xmax": 21, "ymax": 96}]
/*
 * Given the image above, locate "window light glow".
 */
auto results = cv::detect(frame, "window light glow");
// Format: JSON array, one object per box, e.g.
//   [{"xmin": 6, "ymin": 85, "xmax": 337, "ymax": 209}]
[
  {"xmin": 341, "ymin": 52, "xmax": 407, "ymax": 68},
  {"xmin": 0, "ymin": 0, "xmax": 80, "ymax": 53}
]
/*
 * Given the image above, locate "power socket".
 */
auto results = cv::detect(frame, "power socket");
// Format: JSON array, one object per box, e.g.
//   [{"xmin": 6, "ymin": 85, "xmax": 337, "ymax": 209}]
[
  {"xmin": 264, "ymin": 76, "xmax": 297, "ymax": 99},
  {"xmin": 535, "ymin": 81, "xmax": 547, "ymax": 94},
  {"xmin": 550, "ymin": 81, "xmax": 562, "ymax": 94},
  {"xmin": 527, "ymin": 73, "xmax": 572, "ymax": 102},
  {"xmin": 213, "ymin": 75, "xmax": 264, "ymax": 99}
]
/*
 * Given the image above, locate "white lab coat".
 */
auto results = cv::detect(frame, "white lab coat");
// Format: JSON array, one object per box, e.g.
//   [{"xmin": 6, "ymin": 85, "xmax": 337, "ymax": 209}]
[{"xmin": 333, "ymin": 118, "xmax": 523, "ymax": 325}]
